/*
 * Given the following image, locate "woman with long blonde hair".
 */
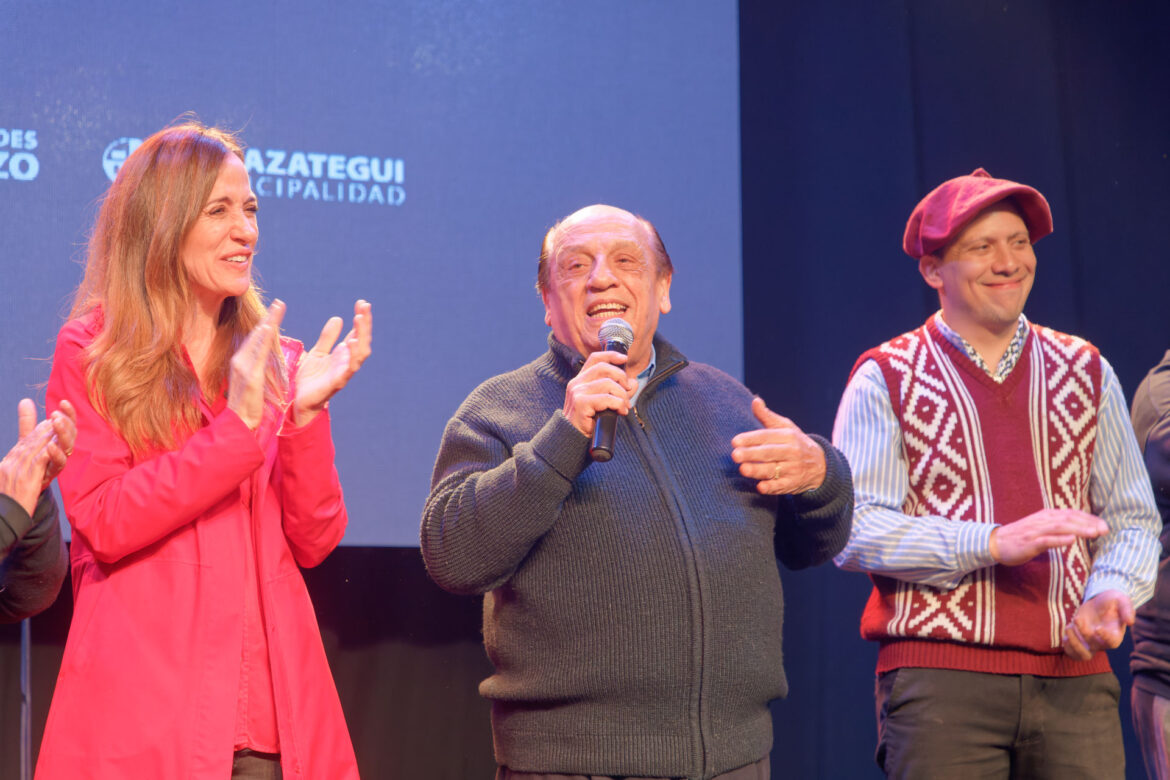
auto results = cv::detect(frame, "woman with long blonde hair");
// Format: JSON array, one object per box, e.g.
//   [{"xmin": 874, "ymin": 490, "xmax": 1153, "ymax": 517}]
[{"xmin": 38, "ymin": 121, "xmax": 370, "ymax": 779}]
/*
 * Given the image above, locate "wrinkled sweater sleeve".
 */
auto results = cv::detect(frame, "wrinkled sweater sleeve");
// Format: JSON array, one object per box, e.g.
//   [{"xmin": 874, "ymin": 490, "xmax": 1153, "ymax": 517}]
[
  {"xmin": 0, "ymin": 490, "xmax": 68, "ymax": 623},
  {"xmin": 421, "ymin": 404, "xmax": 592, "ymax": 595},
  {"xmin": 773, "ymin": 434, "xmax": 853, "ymax": 570}
]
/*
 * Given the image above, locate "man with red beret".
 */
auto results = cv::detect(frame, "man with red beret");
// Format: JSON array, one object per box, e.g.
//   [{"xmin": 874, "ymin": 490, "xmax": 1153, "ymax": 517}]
[{"xmin": 832, "ymin": 169, "xmax": 1160, "ymax": 778}]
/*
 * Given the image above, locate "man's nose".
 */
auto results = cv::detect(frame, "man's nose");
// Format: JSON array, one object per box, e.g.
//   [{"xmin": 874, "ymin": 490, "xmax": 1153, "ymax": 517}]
[
  {"xmin": 588, "ymin": 258, "xmax": 618, "ymax": 287},
  {"xmin": 990, "ymin": 244, "xmax": 1019, "ymax": 274}
]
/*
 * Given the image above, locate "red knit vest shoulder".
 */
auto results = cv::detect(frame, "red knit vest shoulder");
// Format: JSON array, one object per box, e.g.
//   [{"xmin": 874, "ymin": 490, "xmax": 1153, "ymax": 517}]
[{"xmin": 857, "ymin": 317, "xmax": 1106, "ymax": 676}]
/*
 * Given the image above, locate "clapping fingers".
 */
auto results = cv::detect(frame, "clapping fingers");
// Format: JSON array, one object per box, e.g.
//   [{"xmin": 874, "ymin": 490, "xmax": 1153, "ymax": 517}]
[
  {"xmin": 17, "ymin": 397, "xmax": 37, "ymax": 439},
  {"xmin": 308, "ymin": 300, "xmax": 372, "ymax": 379},
  {"xmin": 3, "ymin": 397, "xmax": 79, "ymax": 499},
  {"xmin": 43, "ymin": 399, "xmax": 78, "ymax": 485},
  {"xmin": 252, "ymin": 299, "xmax": 286, "ymax": 364},
  {"xmin": 16, "ymin": 400, "xmax": 55, "ymax": 456},
  {"xmin": 238, "ymin": 299, "xmax": 285, "ymax": 376},
  {"xmin": 0, "ymin": 399, "xmax": 54, "ymax": 515},
  {"xmin": 347, "ymin": 299, "xmax": 372, "ymax": 372},
  {"xmin": 51, "ymin": 400, "xmax": 77, "ymax": 454},
  {"xmin": 228, "ymin": 299, "xmax": 286, "ymax": 430},
  {"xmin": 311, "ymin": 315, "xmax": 345, "ymax": 357},
  {"xmin": 326, "ymin": 300, "xmax": 373, "ymax": 380},
  {"xmin": 292, "ymin": 300, "xmax": 373, "ymax": 425}
]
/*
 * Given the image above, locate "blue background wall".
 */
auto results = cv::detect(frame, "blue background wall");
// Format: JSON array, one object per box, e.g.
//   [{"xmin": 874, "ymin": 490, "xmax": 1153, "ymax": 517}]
[{"xmin": 1, "ymin": 0, "xmax": 742, "ymax": 546}]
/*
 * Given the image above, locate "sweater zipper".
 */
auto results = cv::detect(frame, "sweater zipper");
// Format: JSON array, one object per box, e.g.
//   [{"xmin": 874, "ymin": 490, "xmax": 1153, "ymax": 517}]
[
  {"xmin": 630, "ymin": 357, "xmax": 684, "ymax": 431},
  {"xmin": 625, "ymin": 376, "xmax": 709, "ymax": 777},
  {"xmin": 633, "ymin": 358, "xmax": 686, "ymax": 429}
]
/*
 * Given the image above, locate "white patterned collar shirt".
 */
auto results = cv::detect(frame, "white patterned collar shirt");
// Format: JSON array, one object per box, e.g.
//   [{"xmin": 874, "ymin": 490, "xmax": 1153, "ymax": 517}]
[{"xmin": 932, "ymin": 311, "xmax": 1030, "ymax": 383}]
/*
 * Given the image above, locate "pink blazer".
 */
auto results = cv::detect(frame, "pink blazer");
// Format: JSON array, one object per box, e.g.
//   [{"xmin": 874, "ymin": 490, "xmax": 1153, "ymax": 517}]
[{"xmin": 37, "ymin": 311, "xmax": 359, "ymax": 779}]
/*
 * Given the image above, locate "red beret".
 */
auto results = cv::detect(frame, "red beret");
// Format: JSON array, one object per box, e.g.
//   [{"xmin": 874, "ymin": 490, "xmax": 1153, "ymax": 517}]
[{"xmin": 903, "ymin": 168, "xmax": 1053, "ymax": 259}]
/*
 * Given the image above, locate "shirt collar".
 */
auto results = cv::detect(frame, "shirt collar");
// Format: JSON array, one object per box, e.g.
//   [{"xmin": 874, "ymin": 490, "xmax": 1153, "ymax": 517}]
[
  {"xmin": 630, "ymin": 345, "xmax": 656, "ymax": 404},
  {"xmin": 932, "ymin": 311, "xmax": 1030, "ymax": 382}
]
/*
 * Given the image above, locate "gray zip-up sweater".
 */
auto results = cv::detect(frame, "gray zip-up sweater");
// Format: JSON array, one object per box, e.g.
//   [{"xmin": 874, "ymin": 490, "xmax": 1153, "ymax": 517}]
[{"xmin": 422, "ymin": 334, "xmax": 852, "ymax": 779}]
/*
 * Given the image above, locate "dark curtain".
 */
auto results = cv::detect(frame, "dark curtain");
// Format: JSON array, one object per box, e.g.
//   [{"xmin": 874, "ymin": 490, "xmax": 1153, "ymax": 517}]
[{"xmin": 741, "ymin": 1, "xmax": 1170, "ymax": 777}]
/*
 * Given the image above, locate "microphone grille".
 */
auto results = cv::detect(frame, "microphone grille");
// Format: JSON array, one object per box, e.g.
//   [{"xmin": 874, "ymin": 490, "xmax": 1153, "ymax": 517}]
[{"xmin": 598, "ymin": 318, "xmax": 634, "ymax": 350}]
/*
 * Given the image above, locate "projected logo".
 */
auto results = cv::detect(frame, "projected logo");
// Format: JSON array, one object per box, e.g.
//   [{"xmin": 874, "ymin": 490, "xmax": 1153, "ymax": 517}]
[
  {"xmin": 246, "ymin": 148, "xmax": 405, "ymax": 207},
  {"xmin": 101, "ymin": 136, "xmax": 405, "ymax": 207},
  {"xmin": 0, "ymin": 128, "xmax": 40, "ymax": 181},
  {"xmin": 102, "ymin": 137, "xmax": 143, "ymax": 181}
]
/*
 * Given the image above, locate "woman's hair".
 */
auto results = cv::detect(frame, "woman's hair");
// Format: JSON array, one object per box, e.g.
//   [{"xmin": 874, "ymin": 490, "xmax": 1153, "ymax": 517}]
[{"xmin": 72, "ymin": 120, "xmax": 284, "ymax": 454}]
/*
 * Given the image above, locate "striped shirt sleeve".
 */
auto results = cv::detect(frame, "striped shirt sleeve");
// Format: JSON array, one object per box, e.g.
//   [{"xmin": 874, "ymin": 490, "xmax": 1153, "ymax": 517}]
[
  {"xmin": 1084, "ymin": 357, "xmax": 1160, "ymax": 607},
  {"xmin": 831, "ymin": 359, "xmax": 997, "ymax": 589}
]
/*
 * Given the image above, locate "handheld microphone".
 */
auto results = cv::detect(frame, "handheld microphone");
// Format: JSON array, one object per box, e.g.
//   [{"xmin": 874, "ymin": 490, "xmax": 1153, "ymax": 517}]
[{"xmin": 589, "ymin": 317, "xmax": 635, "ymax": 463}]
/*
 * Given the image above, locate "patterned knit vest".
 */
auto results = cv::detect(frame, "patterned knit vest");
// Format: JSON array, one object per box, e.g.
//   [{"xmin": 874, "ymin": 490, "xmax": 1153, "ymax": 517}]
[{"xmin": 858, "ymin": 317, "xmax": 1107, "ymax": 676}]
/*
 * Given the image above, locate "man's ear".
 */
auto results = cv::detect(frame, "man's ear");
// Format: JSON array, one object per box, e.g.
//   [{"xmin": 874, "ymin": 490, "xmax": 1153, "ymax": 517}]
[
  {"xmin": 918, "ymin": 254, "xmax": 944, "ymax": 290},
  {"xmin": 541, "ymin": 289, "xmax": 552, "ymax": 327},
  {"xmin": 657, "ymin": 271, "xmax": 672, "ymax": 315}
]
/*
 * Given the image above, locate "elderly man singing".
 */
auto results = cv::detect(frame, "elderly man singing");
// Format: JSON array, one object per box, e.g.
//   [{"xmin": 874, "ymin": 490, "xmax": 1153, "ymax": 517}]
[{"xmin": 422, "ymin": 204, "xmax": 853, "ymax": 780}]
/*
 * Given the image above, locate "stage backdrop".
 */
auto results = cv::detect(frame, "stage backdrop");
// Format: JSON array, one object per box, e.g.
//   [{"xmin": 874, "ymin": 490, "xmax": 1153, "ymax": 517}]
[{"xmin": 2, "ymin": 0, "xmax": 741, "ymax": 545}]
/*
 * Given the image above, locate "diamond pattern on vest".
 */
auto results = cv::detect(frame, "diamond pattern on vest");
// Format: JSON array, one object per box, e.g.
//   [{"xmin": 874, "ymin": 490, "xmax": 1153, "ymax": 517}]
[{"xmin": 863, "ymin": 322, "xmax": 1100, "ymax": 649}]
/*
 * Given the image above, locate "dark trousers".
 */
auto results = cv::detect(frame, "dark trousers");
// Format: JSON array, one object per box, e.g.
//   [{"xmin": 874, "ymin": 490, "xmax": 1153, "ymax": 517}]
[
  {"xmin": 231, "ymin": 749, "xmax": 283, "ymax": 780},
  {"xmin": 496, "ymin": 755, "xmax": 769, "ymax": 780},
  {"xmin": 875, "ymin": 667, "xmax": 1123, "ymax": 779},
  {"xmin": 1132, "ymin": 685, "xmax": 1170, "ymax": 780}
]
